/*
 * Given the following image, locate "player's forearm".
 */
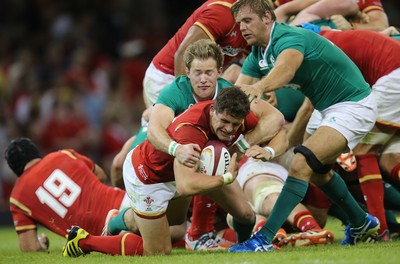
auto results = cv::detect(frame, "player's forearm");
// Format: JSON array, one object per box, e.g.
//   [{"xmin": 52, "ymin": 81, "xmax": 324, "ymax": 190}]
[
  {"xmin": 254, "ymin": 64, "xmax": 295, "ymax": 94},
  {"xmin": 245, "ymin": 106, "xmax": 285, "ymax": 146},
  {"xmin": 174, "ymin": 165, "xmax": 225, "ymax": 196},
  {"xmin": 174, "ymin": 51, "xmax": 186, "ymax": 76},
  {"xmin": 265, "ymin": 128, "xmax": 289, "ymax": 158},
  {"xmin": 147, "ymin": 123, "xmax": 173, "ymax": 155}
]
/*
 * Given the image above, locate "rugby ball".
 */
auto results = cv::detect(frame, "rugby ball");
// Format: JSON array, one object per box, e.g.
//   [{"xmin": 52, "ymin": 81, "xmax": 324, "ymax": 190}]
[{"xmin": 198, "ymin": 140, "xmax": 231, "ymax": 176}]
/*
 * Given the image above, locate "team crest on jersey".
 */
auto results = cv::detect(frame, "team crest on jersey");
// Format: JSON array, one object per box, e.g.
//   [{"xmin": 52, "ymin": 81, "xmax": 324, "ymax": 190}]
[
  {"xmin": 259, "ymin": 59, "xmax": 269, "ymax": 70},
  {"xmin": 144, "ymin": 196, "xmax": 154, "ymax": 211},
  {"xmin": 222, "ymin": 45, "xmax": 240, "ymax": 56},
  {"xmin": 230, "ymin": 31, "xmax": 238, "ymax": 37},
  {"xmin": 269, "ymin": 55, "xmax": 276, "ymax": 66}
]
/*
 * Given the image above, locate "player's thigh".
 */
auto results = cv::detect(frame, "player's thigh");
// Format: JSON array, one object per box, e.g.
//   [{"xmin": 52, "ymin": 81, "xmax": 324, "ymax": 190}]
[
  {"xmin": 133, "ymin": 213, "xmax": 172, "ymax": 255},
  {"xmin": 305, "ymin": 126, "xmax": 351, "ymax": 163},
  {"xmin": 207, "ymin": 181, "xmax": 254, "ymax": 224}
]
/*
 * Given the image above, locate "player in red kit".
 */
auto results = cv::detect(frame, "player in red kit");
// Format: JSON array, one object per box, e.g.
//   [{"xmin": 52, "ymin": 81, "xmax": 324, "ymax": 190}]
[{"xmin": 5, "ymin": 138, "xmax": 143, "ymax": 256}]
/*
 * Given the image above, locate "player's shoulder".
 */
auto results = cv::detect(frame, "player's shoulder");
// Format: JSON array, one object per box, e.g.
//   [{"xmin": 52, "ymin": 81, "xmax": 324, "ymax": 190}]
[
  {"xmin": 206, "ymin": 0, "xmax": 236, "ymax": 9},
  {"xmin": 218, "ymin": 77, "xmax": 234, "ymax": 88}
]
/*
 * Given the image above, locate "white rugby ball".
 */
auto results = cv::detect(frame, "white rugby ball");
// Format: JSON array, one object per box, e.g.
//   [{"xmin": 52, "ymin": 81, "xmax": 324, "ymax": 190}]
[{"xmin": 198, "ymin": 140, "xmax": 231, "ymax": 176}]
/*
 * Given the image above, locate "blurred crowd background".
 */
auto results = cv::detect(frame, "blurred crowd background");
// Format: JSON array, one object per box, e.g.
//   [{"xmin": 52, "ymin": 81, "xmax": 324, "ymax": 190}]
[{"xmin": 0, "ymin": 0, "xmax": 399, "ymax": 224}]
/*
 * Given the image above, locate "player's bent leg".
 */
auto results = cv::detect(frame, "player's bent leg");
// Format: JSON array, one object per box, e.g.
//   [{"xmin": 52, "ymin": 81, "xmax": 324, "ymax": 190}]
[
  {"xmin": 134, "ymin": 213, "xmax": 172, "ymax": 255},
  {"xmin": 208, "ymin": 181, "xmax": 255, "ymax": 243}
]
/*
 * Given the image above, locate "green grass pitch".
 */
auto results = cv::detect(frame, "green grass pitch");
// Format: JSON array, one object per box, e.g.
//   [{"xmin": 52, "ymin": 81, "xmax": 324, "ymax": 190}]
[{"xmin": 0, "ymin": 217, "xmax": 399, "ymax": 264}]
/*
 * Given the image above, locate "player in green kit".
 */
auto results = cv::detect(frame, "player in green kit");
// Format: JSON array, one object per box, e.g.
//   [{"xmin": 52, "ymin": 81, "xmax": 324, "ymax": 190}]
[{"xmin": 228, "ymin": 0, "xmax": 380, "ymax": 252}]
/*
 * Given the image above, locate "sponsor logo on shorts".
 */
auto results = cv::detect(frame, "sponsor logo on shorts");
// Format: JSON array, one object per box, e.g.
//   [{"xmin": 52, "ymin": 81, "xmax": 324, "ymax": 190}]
[{"xmin": 138, "ymin": 164, "xmax": 148, "ymax": 181}]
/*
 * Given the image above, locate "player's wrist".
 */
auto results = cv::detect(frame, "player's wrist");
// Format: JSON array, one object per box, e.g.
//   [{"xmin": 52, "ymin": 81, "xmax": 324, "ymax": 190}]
[
  {"xmin": 234, "ymin": 134, "xmax": 250, "ymax": 153},
  {"xmin": 222, "ymin": 172, "xmax": 233, "ymax": 185},
  {"xmin": 263, "ymin": 146, "xmax": 275, "ymax": 160},
  {"xmin": 168, "ymin": 141, "xmax": 181, "ymax": 156}
]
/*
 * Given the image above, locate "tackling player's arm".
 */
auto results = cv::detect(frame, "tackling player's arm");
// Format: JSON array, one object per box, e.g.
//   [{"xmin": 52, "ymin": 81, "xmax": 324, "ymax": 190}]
[
  {"xmin": 351, "ymin": 10, "xmax": 389, "ymax": 31},
  {"xmin": 241, "ymin": 48, "xmax": 304, "ymax": 102},
  {"xmin": 174, "ymin": 25, "xmax": 210, "ymax": 76},
  {"xmin": 93, "ymin": 164, "xmax": 107, "ymax": 183},
  {"xmin": 274, "ymin": 0, "xmax": 319, "ymax": 23},
  {"xmin": 147, "ymin": 103, "xmax": 201, "ymax": 168},
  {"xmin": 18, "ymin": 229, "xmax": 49, "ymax": 252},
  {"xmin": 245, "ymin": 99, "xmax": 285, "ymax": 145}
]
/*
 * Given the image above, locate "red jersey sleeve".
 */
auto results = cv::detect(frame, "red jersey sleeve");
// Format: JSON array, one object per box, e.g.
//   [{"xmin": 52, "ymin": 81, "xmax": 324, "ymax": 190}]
[
  {"xmin": 194, "ymin": 2, "xmax": 236, "ymax": 41},
  {"xmin": 9, "ymin": 202, "xmax": 37, "ymax": 233},
  {"xmin": 243, "ymin": 111, "xmax": 259, "ymax": 132},
  {"xmin": 357, "ymin": 0, "xmax": 384, "ymax": 13}
]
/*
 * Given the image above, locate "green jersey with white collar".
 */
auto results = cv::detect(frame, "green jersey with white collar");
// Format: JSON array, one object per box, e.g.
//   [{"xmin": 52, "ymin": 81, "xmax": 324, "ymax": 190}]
[{"xmin": 242, "ymin": 23, "xmax": 370, "ymax": 111}]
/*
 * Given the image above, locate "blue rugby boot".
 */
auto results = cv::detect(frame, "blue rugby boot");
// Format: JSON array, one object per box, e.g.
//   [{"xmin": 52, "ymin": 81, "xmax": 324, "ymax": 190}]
[
  {"xmin": 341, "ymin": 214, "xmax": 380, "ymax": 245},
  {"xmin": 228, "ymin": 232, "xmax": 274, "ymax": 252}
]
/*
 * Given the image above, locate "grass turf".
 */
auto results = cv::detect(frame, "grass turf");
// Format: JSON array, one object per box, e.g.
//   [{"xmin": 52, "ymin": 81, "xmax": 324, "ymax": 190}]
[{"xmin": 1, "ymin": 217, "xmax": 399, "ymax": 264}]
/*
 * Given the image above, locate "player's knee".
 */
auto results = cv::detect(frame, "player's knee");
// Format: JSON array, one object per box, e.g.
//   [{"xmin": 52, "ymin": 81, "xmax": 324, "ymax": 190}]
[
  {"xmin": 144, "ymin": 243, "xmax": 172, "ymax": 256},
  {"xmin": 293, "ymin": 145, "xmax": 333, "ymax": 175}
]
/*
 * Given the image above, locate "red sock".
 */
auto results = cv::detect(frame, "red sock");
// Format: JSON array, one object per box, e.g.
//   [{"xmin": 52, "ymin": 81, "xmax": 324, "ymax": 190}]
[
  {"xmin": 80, "ymin": 233, "xmax": 143, "ymax": 256},
  {"xmin": 221, "ymin": 227, "xmax": 237, "ymax": 244},
  {"xmin": 188, "ymin": 195, "xmax": 217, "ymax": 240},
  {"xmin": 172, "ymin": 239, "xmax": 185, "ymax": 248},
  {"xmin": 356, "ymin": 154, "xmax": 388, "ymax": 234},
  {"xmin": 390, "ymin": 163, "xmax": 400, "ymax": 183},
  {"xmin": 293, "ymin": 210, "xmax": 322, "ymax": 232},
  {"xmin": 305, "ymin": 183, "xmax": 332, "ymax": 209}
]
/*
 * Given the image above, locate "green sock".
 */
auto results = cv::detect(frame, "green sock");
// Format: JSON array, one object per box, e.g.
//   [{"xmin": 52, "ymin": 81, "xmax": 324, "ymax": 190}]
[
  {"xmin": 384, "ymin": 181, "xmax": 400, "ymax": 210},
  {"xmin": 108, "ymin": 207, "xmax": 129, "ymax": 235},
  {"xmin": 386, "ymin": 210, "xmax": 400, "ymax": 233},
  {"xmin": 232, "ymin": 217, "xmax": 255, "ymax": 243},
  {"xmin": 319, "ymin": 172, "xmax": 366, "ymax": 227},
  {"xmin": 259, "ymin": 176, "xmax": 308, "ymax": 243}
]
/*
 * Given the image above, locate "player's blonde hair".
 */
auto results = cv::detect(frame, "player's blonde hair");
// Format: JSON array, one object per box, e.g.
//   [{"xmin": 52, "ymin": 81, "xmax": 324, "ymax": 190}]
[
  {"xmin": 231, "ymin": 0, "xmax": 276, "ymax": 21},
  {"xmin": 183, "ymin": 39, "xmax": 224, "ymax": 70}
]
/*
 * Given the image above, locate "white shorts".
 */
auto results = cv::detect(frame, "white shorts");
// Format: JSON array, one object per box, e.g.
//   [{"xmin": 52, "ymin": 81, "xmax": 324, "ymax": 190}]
[
  {"xmin": 122, "ymin": 149, "xmax": 179, "ymax": 218},
  {"xmin": 143, "ymin": 62, "xmax": 175, "ymax": 106},
  {"xmin": 306, "ymin": 93, "xmax": 377, "ymax": 149},
  {"xmin": 237, "ymin": 158, "xmax": 288, "ymax": 214},
  {"xmin": 373, "ymin": 67, "xmax": 400, "ymax": 127},
  {"xmin": 236, "ymin": 158, "xmax": 288, "ymax": 188},
  {"xmin": 382, "ymin": 133, "xmax": 400, "ymax": 154}
]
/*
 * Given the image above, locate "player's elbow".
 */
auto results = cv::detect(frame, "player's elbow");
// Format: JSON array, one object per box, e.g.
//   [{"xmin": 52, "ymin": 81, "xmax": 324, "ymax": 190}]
[{"xmin": 176, "ymin": 183, "xmax": 192, "ymax": 197}]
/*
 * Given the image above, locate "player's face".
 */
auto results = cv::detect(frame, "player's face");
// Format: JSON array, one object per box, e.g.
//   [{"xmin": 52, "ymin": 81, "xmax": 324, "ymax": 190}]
[
  {"xmin": 187, "ymin": 58, "xmax": 222, "ymax": 101},
  {"xmin": 210, "ymin": 108, "xmax": 243, "ymax": 141},
  {"xmin": 235, "ymin": 6, "xmax": 270, "ymax": 47}
]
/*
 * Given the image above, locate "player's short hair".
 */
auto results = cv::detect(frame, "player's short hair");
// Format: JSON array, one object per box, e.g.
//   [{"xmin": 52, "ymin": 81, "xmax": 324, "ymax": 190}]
[
  {"xmin": 183, "ymin": 39, "xmax": 224, "ymax": 70},
  {"xmin": 5, "ymin": 137, "xmax": 42, "ymax": 176},
  {"xmin": 231, "ymin": 0, "xmax": 276, "ymax": 21},
  {"xmin": 214, "ymin": 86, "xmax": 250, "ymax": 119}
]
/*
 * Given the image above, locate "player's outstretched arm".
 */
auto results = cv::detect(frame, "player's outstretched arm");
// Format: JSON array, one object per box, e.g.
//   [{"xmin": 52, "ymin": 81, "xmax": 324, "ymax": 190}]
[
  {"xmin": 18, "ymin": 229, "xmax": 49, "ymax": 252},
  {"xmin": 174, "ymin": 26, "xmax": 210, "ymax": 76}
]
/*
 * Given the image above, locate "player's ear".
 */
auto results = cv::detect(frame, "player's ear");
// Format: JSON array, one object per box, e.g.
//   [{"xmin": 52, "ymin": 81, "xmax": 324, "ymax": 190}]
[{"xmin": 186, "ymin": 67, "xmax": 190, "ymax": 76}]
